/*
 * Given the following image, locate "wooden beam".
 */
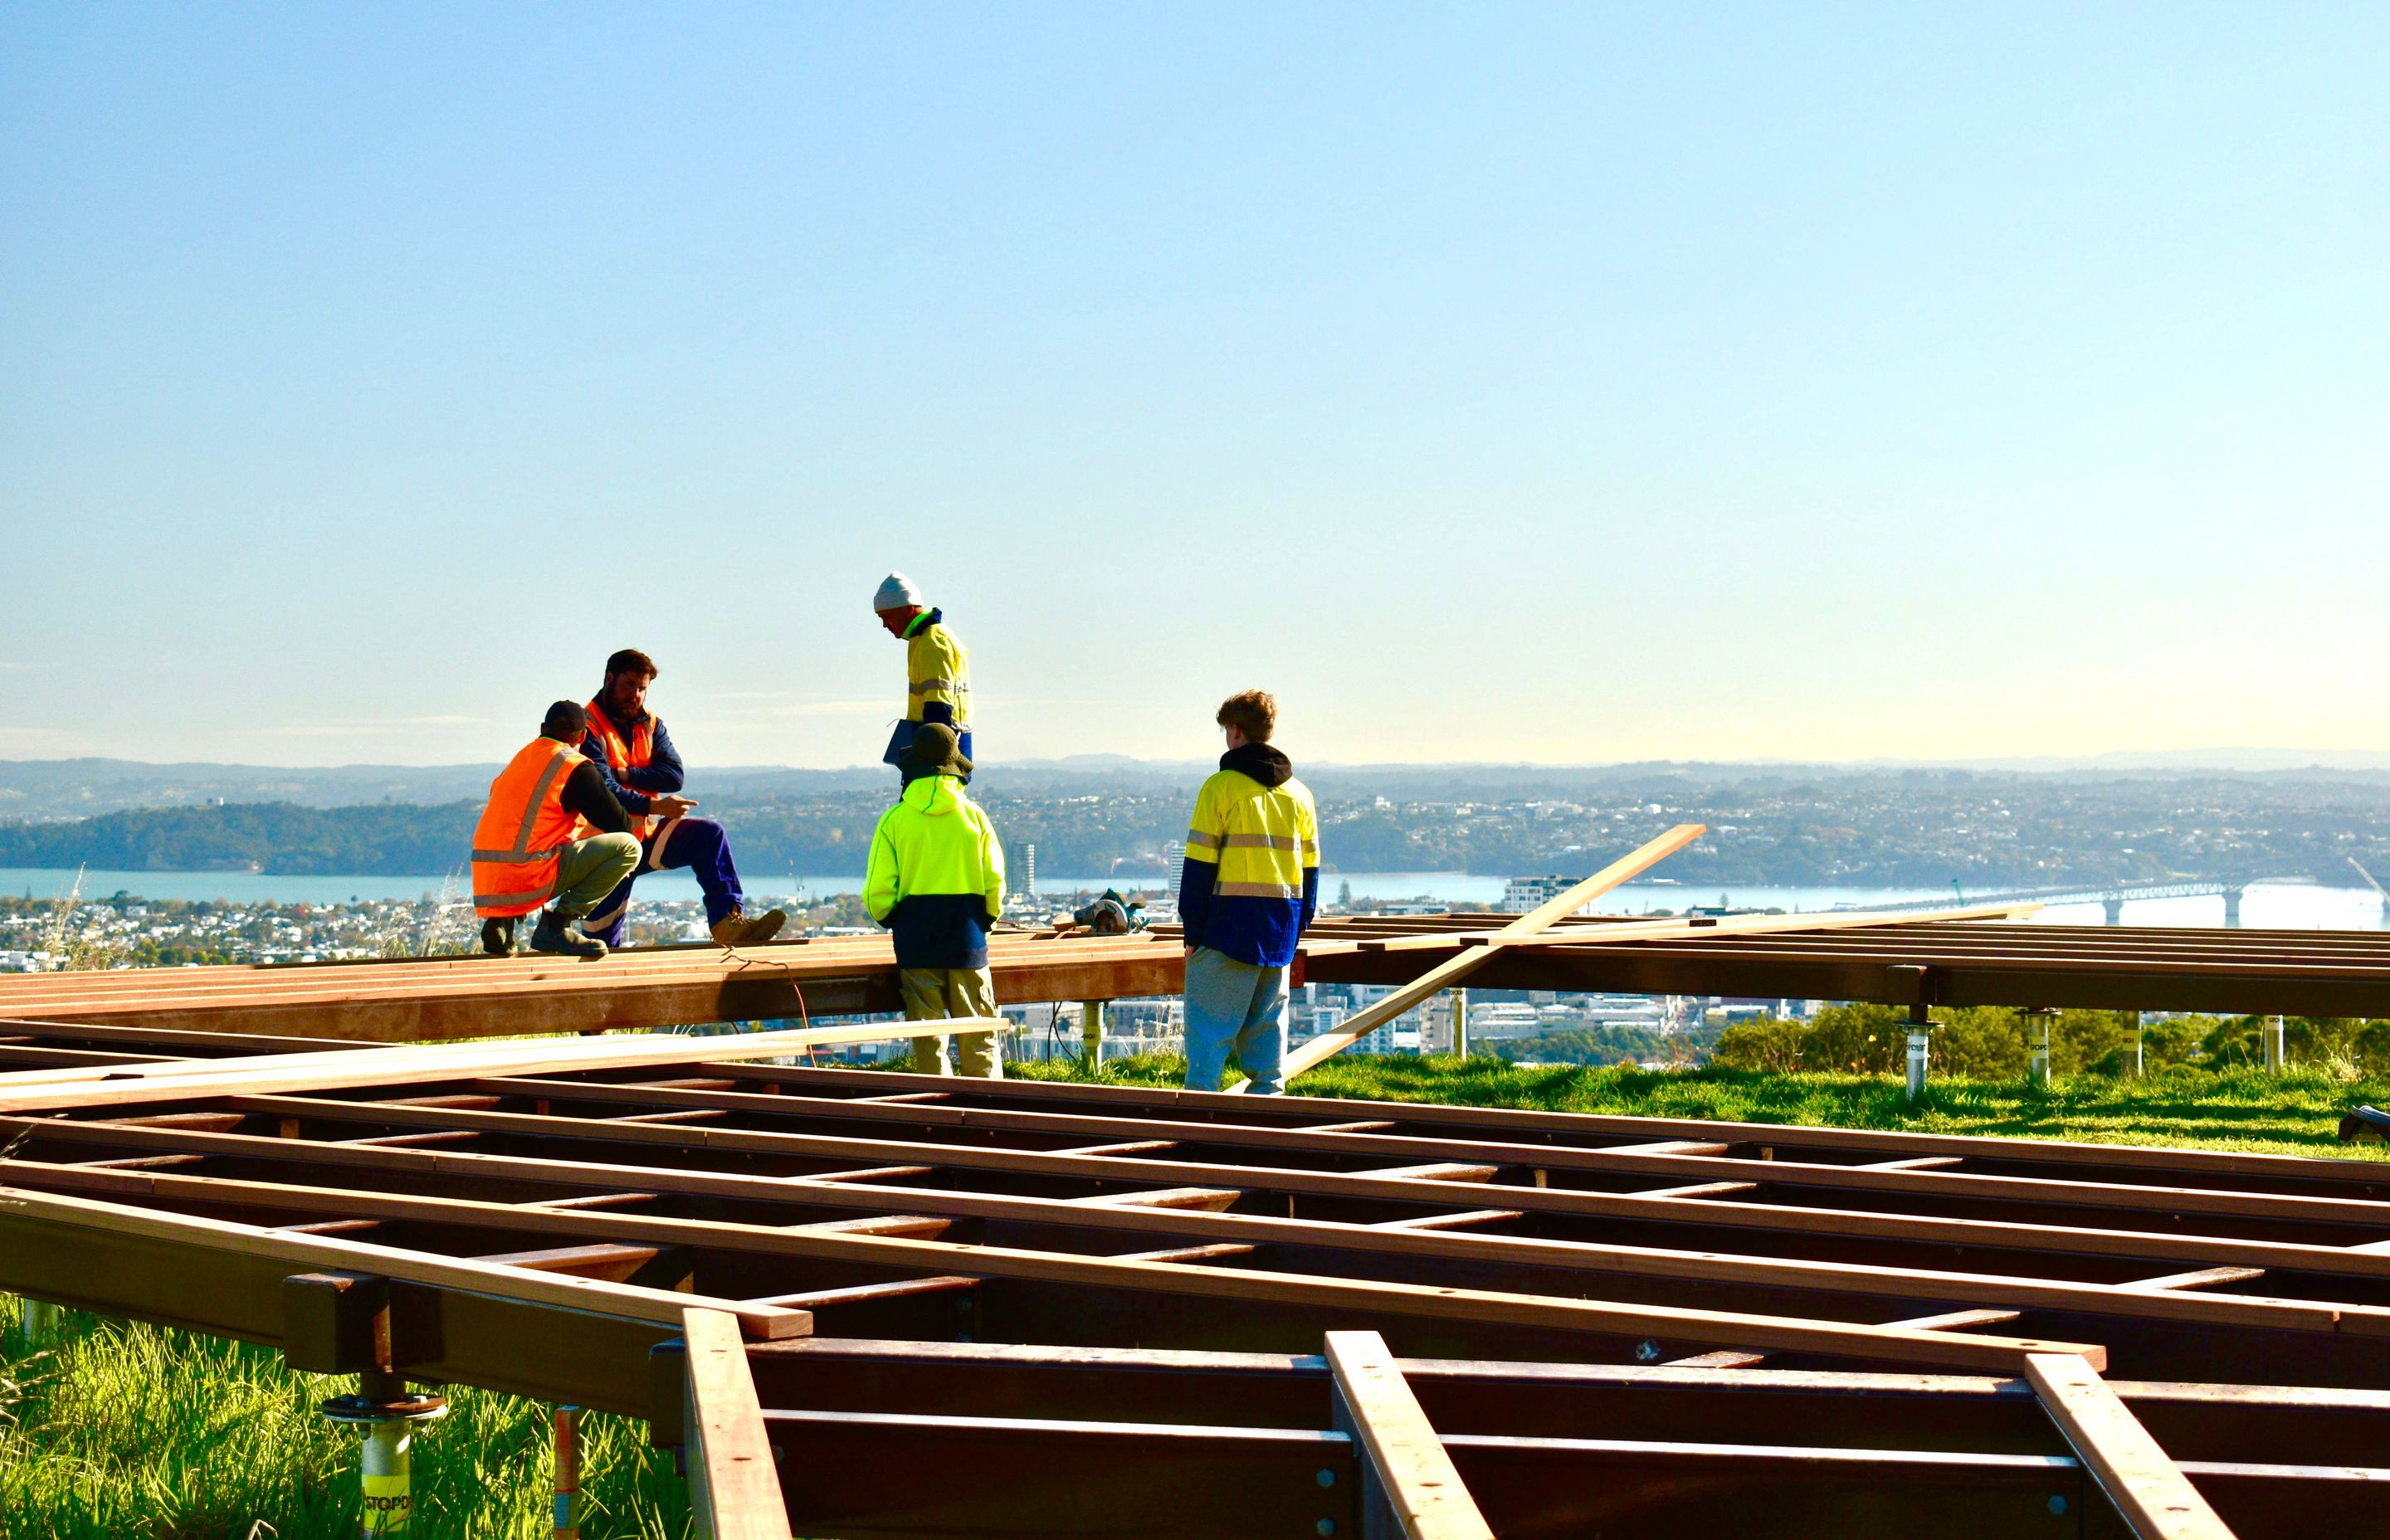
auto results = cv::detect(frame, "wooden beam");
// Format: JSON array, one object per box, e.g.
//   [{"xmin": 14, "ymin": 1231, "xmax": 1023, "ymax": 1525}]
[
  {"xmin": 1326, "ymin": 1329, "xmax": 1496, "ymax": 1540},
  {"xmin": 0, "ymin": 1015, "xmax": 1005, "ymax": 1114},
  {"xmin": 681, "ymin": 1308, "xmax": 795, "ymax": 1540},
  {"xmin": 2026, "ymin": 1352, "xmax": 2236, "ymax": 1540},
  {"xmin": 1261, "ymin": 825, "xmax": 1706, "ymax": 1086},
  {"xmin": 0, "ymin": 1159, "xmax": 2110, "ymax": 1373},
  {"xmin": 33, "ymin": 1128, "xmax": 2369, "ymax": 1338},
  {"xmin": 0, "ymin": 1184, "xmax": 808, "ymax": 1340},
  {"xmin": 1267, "ymin": 896, "xmax": 2041, "ymax": 1089}
]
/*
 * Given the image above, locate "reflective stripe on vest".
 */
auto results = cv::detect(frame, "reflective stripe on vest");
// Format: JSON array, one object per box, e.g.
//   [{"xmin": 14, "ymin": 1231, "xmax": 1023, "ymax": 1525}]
[
  {"xmin": 905, "ymin": 622, "xmax": 973, "ymax": 729},
  {"xmin": 1186, "ymin": 769, "xmax": 1319, "ymax": 901},
  {"xmin": 583, "ymin": 699, "xmax": 655, "ymax": 840},
  {"xmin": 470, "ymin": 739, "xmax": 589, "ymax": 918}
]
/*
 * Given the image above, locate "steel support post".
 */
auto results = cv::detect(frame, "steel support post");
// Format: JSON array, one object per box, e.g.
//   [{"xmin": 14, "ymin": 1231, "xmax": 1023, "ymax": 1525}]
[
  {"xmin": 1905, "ymin": 1000, "xmax": 1932, "ymax": 1104},
  {"xmin": 1081, "ymin": 1000, "xmax": 1105, "ymax": 1066},
  {"xmin": 15, "ymin": 1297, "xmax": 61, "ymax": 1350},
  {"xmin": 2028, "ymin": 1011, "xmax": 2053, "ymax": 1086},
  {"xmin": 2126, "ymin": 1011, "xmax": 2142, "ymax": 1079},
  {"xmin": 323, "ymin": 1370, "xmax": 447, "ymax": 1538},
  {"xmin": 553, "ymin": 1404, "xmax": 582, "ymax": 1539},
  {"xmin": 1449, "ymin": 987, "xmax": 1469, "ymax": 1060},
  {"xmin": 2265, "ymin": 1015, "xmax": 2285, "ymax": 1073}
]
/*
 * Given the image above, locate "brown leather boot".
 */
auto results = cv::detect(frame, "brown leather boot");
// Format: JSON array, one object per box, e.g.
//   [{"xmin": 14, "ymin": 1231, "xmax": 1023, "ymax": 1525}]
[{"xmin": 710, "ymin": 908, "xmax": 788, "ymax": 948}]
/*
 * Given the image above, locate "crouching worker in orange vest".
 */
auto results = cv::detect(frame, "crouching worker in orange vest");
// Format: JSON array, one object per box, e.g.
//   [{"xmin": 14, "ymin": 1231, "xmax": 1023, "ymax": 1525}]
[{"xmin": 472, "ymin": 702, "xmax": 644, "ymax": 959}]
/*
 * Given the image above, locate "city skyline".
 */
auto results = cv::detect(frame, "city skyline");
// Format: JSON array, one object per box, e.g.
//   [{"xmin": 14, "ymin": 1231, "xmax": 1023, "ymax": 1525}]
[{"xmin": 6, "ymin": 6, "xmax": 2386, "ymax": 769}]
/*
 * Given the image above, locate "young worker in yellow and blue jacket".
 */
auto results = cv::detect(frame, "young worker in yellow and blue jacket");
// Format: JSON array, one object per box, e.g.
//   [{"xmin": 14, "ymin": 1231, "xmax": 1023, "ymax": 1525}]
[
  {"xmin": 1176, "ymin": 690, "xmax": 1319, "ymax": 1095},
  {"xmin": 871, "ymin": 572, "xmax": 973, "ymax": 780},
  {"xmin": 864, "ymin": 723, "xmax": 1008, "ymax": 1078}
]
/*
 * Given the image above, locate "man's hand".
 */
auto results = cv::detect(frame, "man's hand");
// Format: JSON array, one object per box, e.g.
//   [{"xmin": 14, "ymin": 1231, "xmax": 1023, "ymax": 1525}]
[{"xmin": 651, "ymin": 795, "xmax": 699, "ymax": 819}]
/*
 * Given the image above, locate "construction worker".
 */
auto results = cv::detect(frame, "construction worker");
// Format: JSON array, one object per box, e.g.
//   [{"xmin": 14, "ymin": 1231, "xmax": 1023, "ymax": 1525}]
[
  {"xmin": 471, "ymin": 702, "xmax": 643, "ymax": 959},
  {"xmin": 576, "ymin": 648, "xmax": 786, "ymax": 949},
  {"xmin": 1177, "ymin": 690, "xmax": 1319, "ymax": 1095},
  {"xmin": 864, "ymin": 723, "xmax": 1007, "ymax": 1078},
  {"xmin": 871, "ymin": 573, "xmax": 973, "ymax": 780}
]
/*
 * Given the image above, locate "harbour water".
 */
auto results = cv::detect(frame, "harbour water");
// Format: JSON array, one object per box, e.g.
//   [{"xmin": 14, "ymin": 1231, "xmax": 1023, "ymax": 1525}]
[{"xmin": 2, "ymin": 867, "xmax": 2383, "ymax": 931}]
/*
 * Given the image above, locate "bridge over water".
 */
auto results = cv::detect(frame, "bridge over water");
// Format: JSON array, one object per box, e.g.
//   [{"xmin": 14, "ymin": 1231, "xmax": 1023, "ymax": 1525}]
[{"xmin": 1847, "ymin": 880, "xmax": 2248, "ymax": 926}]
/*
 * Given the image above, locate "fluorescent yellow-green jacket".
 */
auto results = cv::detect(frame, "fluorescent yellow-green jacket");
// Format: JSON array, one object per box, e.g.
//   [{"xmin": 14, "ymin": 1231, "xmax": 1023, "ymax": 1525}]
[
  {"xmin": 905, "ymin": 610, "xmax": 971, "ymax": 730},
  {"xmin": 866, "ymin": 774, "xmax": 1006, "ymax": 967},
  {"xmin": 1178, "ymin": 743, "xmax": 1319, "ymax": 968}
]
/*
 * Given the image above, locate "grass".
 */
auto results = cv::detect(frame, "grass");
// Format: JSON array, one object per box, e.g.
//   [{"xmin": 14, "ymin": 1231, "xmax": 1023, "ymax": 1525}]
[
  {"xmin": 1015, "ymin": 1050, "xmax": 2390, "ymax": 1161},
  {"xmin": 0, "ymin": 1300, "xmax": 689, "ymax": 1540},
  {"xmin": 8, "ymin": 1055, "xmax": 2388, "ymax": 1537}
]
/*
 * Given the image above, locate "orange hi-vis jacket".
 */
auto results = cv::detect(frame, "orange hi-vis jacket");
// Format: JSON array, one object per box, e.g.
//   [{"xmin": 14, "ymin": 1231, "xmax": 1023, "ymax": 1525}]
[
  {"xmin": 471, "ymin": 738, "xmax": 592, "ymax": 918},
  {"xmin": 581, "ymin": 699, "xmax": 656, "ymax": 839}
]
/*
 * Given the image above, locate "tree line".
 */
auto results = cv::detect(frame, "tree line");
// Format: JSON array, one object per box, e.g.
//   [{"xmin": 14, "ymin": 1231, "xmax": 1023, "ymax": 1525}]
[{"xmin": 1713, "ymin": 1004, "xmax": 2390, "ymax": 1079}]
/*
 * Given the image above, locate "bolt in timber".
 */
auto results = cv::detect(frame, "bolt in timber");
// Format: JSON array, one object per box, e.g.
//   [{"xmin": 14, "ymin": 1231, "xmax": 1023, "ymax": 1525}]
[{"xmin": 321, "ymin": 1369, "xmax": 447, "ymax": 1538}]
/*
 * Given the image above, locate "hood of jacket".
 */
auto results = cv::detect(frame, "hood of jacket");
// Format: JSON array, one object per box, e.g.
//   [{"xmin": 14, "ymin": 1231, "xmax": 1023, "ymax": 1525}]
[
  {"xmin": 901, "ymin": 774, "xmax": 968, "ymax": 815},
  {"xmin": 1221, "ymin": 742, "xmax": 1294, "ymax": 788}
]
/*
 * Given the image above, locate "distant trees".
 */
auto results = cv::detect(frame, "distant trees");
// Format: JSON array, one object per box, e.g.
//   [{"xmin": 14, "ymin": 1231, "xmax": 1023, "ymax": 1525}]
[
  {"xmin": 1712, "ymin": 1003, "xmax": 2390, "ymax": 1079},
  {"xmin": 0, "ymin": 802, "xmax": 476, "ymax": 875}
]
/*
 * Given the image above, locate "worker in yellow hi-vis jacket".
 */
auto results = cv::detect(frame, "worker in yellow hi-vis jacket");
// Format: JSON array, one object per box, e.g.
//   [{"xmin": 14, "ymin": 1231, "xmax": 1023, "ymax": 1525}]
[
  {"xmin": 1177, "ymin": 690, "xmax": 1319, "ymax": 1095},
  {"xmin": 871, "ymin": 572, "xmax": 973, "ymax": 782}
]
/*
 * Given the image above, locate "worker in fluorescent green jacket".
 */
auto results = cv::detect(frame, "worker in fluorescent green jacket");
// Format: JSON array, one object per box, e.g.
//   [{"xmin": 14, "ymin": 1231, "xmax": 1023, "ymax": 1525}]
[{"xmin": 864, "ymin": 723, "xmax": 1008, "ymax": 1077}]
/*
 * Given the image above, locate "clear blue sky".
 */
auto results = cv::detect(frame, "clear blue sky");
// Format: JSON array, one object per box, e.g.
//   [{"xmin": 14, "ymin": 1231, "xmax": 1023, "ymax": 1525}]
[{"xmin": 4, "ymin": 4, "xmax": 2384, "ymax": 769}]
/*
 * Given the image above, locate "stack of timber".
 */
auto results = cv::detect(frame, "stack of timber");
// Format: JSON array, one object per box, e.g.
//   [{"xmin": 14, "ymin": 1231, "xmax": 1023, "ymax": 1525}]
[{"xmin": 4, "ymin": 1016, "xmax": 2389, "ymax": 1538}]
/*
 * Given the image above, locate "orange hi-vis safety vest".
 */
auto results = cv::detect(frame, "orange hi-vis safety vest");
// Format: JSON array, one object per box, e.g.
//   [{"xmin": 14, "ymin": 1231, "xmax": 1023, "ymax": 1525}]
[
  {"xmin": 582, "ymin": 699, "xmax": 656, "ymax": 839},
  {"xmin": 471, "ymin": 738, "xmax": 591, "ymax": 918}
]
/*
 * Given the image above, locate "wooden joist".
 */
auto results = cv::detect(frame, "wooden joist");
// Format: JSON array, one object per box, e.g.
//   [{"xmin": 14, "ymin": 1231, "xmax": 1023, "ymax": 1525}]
[
  {"xmin": 1326, "ymin": 1330, "xmax": 1496, "ymax": 1540},
  {"xmin": 680, "ymin": 1308, "xmax": 796, "ymax": 1540},
  {"xmin": 2027, "ymin": 1352, "xmax": 2237, "ymax": 1540}
]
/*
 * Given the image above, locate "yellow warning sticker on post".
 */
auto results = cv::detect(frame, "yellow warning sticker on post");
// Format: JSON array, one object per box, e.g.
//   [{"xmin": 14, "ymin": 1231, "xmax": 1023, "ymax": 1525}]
[{"xmin": 360, "ymin": 1472, "xmax": 411, "ymax": 1535}]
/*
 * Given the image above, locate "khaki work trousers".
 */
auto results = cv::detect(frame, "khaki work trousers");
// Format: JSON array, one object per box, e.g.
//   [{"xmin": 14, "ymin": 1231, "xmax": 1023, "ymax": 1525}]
[{"xmin": 900, "ymin": 965, "xmax": 1003, "ymax": 1079}]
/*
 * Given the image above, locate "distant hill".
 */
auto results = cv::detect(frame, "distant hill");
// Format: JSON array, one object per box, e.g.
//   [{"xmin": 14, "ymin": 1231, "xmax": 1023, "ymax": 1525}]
[
  {"xmin": 12, "ymin": 751, "xmax": 2390, "ymax": 821},
  {"xmin": 0, "ymin": 801, "xmax": 480, "ymax": 875}
]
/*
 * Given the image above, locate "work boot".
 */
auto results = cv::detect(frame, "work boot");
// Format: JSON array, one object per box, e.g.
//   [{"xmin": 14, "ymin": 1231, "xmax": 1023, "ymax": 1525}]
[
  {"xmin": 710, "ymin": 907, "xmax": 788, "ymax": 948},
  {"xmin": 480, "ymin": 917, "xmax": 517, "ymax": 957},
  {"xmin": 529, "ymin": 908, "xmax": 609, "ymax": 960}
]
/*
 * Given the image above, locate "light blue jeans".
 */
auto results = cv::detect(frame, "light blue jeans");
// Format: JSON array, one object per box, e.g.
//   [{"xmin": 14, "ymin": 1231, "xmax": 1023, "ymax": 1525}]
[{"xmin": 1183, "ymin": 946, "xmax": 1288, "ymax": 1095}]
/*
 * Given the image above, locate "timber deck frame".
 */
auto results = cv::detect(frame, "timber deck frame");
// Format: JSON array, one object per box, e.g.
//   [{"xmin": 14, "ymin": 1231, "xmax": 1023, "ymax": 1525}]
[
  {"xmin": 17, "ymin": 908, "xmax": 2390, "ymax": 1042},
  {"xmin": 5, "ymin": 992, "xmax": 2390, "ymax": 1535}
]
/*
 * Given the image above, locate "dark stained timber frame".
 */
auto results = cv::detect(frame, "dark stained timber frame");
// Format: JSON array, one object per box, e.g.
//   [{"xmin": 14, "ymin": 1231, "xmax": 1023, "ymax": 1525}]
[
  {"xmin": 7, "ymin": 906, "xmax": 2390, "ymax": 1535},
  {"xmin": 16, "ymin": 905, "xmax": 2390, "ymax": 1042}
]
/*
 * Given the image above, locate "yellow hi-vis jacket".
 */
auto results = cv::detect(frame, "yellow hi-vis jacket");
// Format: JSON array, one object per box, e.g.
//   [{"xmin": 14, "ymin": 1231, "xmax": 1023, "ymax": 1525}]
[
  {"xmin": 1178, "ymin": 747, "xmax": 1319, "ymax": 969},
  {"xmin": 905, "ymin": 611, "xmax": 971, "ymax": 729},
  {"xmin": 865, "ymin": 773, "xmax": 1007, "ymax": 968}
]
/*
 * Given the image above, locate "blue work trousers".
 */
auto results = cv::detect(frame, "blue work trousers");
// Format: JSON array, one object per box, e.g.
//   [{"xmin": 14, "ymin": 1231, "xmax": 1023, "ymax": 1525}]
[
  {"xmin": 582, "ymin": 816, "xmax": 746, "ymax": 947},
  {"xmin": 1182, "ymin": 945, "xmax": 1288, "ymax": 1095}
]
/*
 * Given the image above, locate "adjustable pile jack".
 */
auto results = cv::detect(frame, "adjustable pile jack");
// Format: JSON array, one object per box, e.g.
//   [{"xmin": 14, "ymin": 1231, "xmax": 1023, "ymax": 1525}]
[{"xmin": 322, "ymin": 1367, "xmax": 447, "ymax": 1537}]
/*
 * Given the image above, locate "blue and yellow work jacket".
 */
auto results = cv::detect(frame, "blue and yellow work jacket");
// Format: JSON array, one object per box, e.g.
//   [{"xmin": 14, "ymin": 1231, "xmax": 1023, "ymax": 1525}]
[
  {"xmin": 882, "ymin": 608, "xmax": 975, "ymax": 772},
  {"xmin": 865, "ymin": 773, "xmax": 1007, "ymax": 969},
  {"xmin": 1177, "ymin": 743, "xmax": 1320, "ymax": 969}
]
